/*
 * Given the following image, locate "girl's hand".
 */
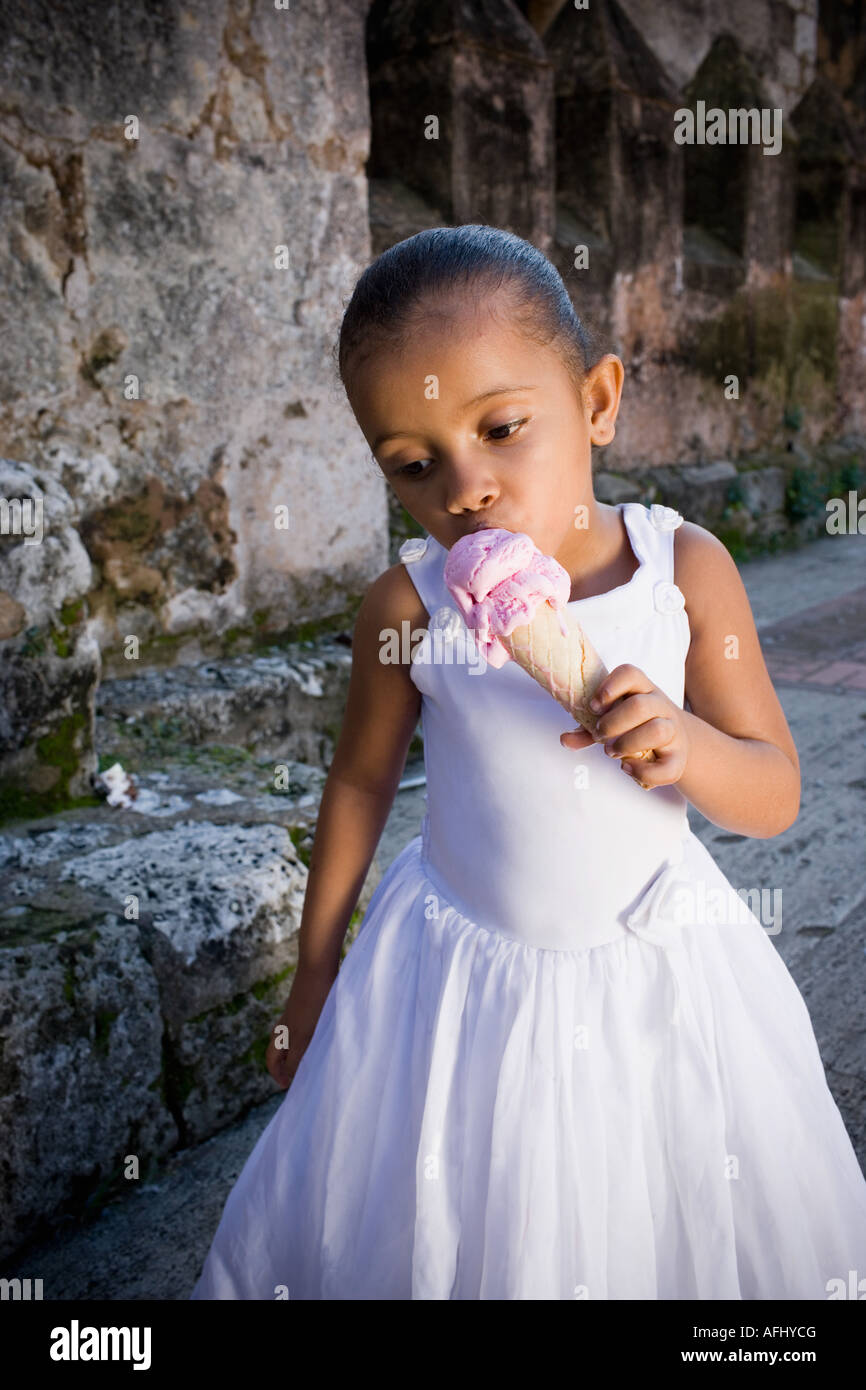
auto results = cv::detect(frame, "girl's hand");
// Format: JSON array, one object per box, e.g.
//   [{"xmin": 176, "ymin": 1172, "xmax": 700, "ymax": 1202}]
[
  {"xmin": 266, "ymin": 962, "xmax": 337, "ymax": 1090},
  {"xmin": 559, "ymin": 662, "xmax": 691, "ymax": 789}
]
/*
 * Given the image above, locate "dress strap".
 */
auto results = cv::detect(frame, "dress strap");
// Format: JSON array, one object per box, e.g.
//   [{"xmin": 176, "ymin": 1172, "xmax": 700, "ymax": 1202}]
[
  {"xmin": 628, "ymin": 502, "xmax": 685, "ymax": 586},
  {"xmin": 397, "ymin": 533, "xmax": 449, "ymax": 618}
]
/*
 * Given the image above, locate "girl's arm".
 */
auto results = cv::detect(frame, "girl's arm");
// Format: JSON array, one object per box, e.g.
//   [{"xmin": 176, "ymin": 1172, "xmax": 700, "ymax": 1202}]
[
  {"xmin": 671, "ymin": 522, "xmax": 800, "ymax": 838},
  {"xmin": 568, "ymin": 522, "xmax": 801, "ymax": 839},
  {"xmin": 292, "ymin": 563, "xmax": 424, "ymax": 981}
]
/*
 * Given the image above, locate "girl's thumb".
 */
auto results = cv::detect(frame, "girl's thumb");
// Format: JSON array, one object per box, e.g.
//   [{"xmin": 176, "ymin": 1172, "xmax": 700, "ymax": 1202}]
[{"xmin": 560, "ymin": 727, "xmax": 594, "ymax": 748}]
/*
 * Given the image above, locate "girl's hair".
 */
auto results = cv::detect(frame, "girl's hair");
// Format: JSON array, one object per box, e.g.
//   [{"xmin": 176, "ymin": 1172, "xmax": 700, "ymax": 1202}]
[{"xmin": 337, "ymin": 224, "xmax": 599, "ymax": 400}]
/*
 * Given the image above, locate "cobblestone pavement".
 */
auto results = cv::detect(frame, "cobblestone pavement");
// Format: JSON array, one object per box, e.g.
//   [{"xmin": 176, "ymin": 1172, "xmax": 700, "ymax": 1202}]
[{"xmin": 3, "ymin": 527, "xmax": 864, "ymax": 1300}]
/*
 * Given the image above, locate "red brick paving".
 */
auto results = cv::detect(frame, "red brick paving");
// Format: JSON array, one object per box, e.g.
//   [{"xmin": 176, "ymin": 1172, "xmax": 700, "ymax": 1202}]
[
  {"xmin": 759, "ymin": 585, "xmax": 866, "ymax": 696},
  {"xmin": 807, "ymin": 660, "xmax": 866, "ymax": 684}
]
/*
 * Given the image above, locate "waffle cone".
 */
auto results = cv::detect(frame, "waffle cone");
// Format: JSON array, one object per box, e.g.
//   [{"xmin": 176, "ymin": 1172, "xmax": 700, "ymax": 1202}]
[{"xmin": 498, "ymin": 602, "xmax": 657, "ymax": 764}]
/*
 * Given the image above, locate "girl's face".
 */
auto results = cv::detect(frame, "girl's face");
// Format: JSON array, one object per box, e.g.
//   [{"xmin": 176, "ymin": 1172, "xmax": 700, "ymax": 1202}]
[{"xmin": 346, "ymin": 289, "xmax": 624, "ymax": 565}]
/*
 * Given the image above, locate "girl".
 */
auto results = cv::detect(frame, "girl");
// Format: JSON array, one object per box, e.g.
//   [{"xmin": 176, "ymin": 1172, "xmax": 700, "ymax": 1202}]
[{"xmin": 191, "ymin": 225, "xmax": 866, "ymax": 1300}]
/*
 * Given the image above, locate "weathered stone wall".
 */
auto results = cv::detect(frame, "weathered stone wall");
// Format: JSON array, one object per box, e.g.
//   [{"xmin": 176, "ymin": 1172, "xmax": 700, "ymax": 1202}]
[
  {"xmin": 368, "ymin": 0, "xmax": 555, "ymax": 251},
  {"xmin": 0, "ymin": 0, "xmax": 384, "ymax": 668},
  {"xmin": 0, "ymin": 459, "xmax": 101, "ymax": 822},
  {"xmin": 407, "ymin": 0, "xmax": 865, "ymax": 463},
  {"xmin": 0, "ymin": 813, "xmax": 311, "ymax": 1262},
  {"xmin": 2, "ymin": 0, "xmax": 863, "ymax": 679},
  {"xmin": 528, "ymin": 0, "xmax": 818, "ymax": 107},
  {"xmin": 618, "ymin": 0, "xmax": 817, "ymax": 110}
]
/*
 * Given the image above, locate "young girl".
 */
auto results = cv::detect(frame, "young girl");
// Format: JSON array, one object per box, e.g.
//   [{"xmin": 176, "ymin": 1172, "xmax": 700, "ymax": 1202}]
[{"xmin": 191, "ymin": 225, "xmax": 866, "ymax": 1300}]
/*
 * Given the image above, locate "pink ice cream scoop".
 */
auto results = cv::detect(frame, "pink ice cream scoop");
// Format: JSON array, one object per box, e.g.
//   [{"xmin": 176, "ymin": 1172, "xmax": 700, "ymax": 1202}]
[{"xmin": 443, "ymin": 528, "xmax": 571, "ymax": 669}]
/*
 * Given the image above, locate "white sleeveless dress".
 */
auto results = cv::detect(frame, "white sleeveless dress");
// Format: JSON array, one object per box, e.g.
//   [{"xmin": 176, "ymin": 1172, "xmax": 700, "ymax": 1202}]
[{"xmin": 191, "ymin": 501, "xmax": 866, "ymax": 1300}]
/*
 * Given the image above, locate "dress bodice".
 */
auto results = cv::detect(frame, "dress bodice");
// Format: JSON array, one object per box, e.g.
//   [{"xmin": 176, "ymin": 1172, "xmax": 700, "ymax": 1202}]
[{"xmin": 399, "ymin": 503, "xmax": 692, "ymax": 951}]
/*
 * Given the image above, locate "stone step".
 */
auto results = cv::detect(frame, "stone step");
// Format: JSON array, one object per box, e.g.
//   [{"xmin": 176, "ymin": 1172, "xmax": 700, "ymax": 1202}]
[
  {"xmin": 95, "ymin": 638, "xmax": 356, "ymax": 773},
  {"xmin": 0, "ymin": 732, "xmax": 426, "ymax": 1264}
]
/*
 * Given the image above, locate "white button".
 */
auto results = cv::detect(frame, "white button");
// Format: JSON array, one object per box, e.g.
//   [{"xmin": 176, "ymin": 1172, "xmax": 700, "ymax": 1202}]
[
  {"xmin": 430, "ymin": 606, "xmax": 461, "ymax": 640},
  {"xmin": 653, "ymin": 581, "xmax": 686, "ymax": 614},
  {"xmin": 649, "ymin": 504, "xmax": 683, "ymax": 531},
  {"xmin": 399, "ymin": 537, "xmax": 428, "ymax": 563}
]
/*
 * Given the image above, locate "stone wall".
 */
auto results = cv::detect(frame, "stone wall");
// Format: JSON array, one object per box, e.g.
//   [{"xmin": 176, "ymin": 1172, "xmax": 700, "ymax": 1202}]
[
  {"xmin": 0, "ymin": 0, "xmax": 385, "ymax": 669},
  {"xmin": 369, "ymin": 0, "xmax": 866, "ymax": 463},
  {"xmin": 527, "ymin": 0, "xmax": 817, "ymax": 107},
  {"xmin": 1, "ymin": 0, "xmax": 863, "ymax": 680}
]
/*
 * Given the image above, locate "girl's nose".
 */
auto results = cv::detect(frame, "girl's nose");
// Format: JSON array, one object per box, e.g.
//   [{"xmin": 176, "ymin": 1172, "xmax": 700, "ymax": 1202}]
[{"xmin": 443, "ymin": 459, "xmax": 500, "ymax": 515}]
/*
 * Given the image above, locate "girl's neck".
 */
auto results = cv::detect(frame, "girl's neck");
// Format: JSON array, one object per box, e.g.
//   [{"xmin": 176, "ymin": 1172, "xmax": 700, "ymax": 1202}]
[{"xmin": 562, "ymin": 503, "xmax": 638, "ymax": 603}]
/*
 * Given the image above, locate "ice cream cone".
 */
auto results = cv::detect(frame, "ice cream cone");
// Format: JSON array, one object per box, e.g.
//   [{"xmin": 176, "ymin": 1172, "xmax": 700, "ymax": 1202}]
[
  {"xmin": 498, "ymin": 600, "xmax": 657, "ymax": 764},
  {"xmin": 443, "ymin": 526, "xmax": 657, "ymax": 770}
]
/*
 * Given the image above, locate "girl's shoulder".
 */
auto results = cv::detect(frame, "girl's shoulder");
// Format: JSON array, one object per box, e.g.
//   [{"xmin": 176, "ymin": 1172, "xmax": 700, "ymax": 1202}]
[
  {"xmin": 672, "ymin": 518, "xmax": 748, "ymax": 641},
  {"xmin": 379, "ymin": 559, "xmax": 430, "ymax": 626},
  {"xmin": 331, "ymin": 561, "xmax": 424, "ymax": 789},
  {"xmin": 353, "ymin": 561, "xmax": 429, "ymax": 661}
]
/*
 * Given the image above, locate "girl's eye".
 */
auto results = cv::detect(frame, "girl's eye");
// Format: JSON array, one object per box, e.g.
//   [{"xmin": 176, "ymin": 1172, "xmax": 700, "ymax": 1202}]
[
  {"xmin": 395, "ymin": 419, "xmax": 526, "ymax": 477},
  {"xmin": 486, "ymin": 418, "xmax": 526, "ymax": 441}
]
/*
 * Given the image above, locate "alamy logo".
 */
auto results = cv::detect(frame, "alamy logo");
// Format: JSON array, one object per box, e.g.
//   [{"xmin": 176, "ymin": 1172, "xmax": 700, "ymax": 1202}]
[
  {"xmin": 671, "ymin": 882, "xmax": 782, "ymax": 935},
  {"xmin": 379, "ymin": 619, "xmax": 486, "ymax": 674},
  {"xmin": 0, "ymin": 495, "xmax": 43, "ymax": 544},
  {"xmin": 0, "ymin": 1277, "xmax": 43, "ymax": 1299},
  {"xmin": 674, "ymin": 101, "xmax": 782, "ymax": 156},
  {"xmin": 825, "ymin": 1270, "xmax": 866, "ymax": 1299},
  {"xmin": 49, "ymin": 1320, "xmax": 152, "ymax": 1370}
]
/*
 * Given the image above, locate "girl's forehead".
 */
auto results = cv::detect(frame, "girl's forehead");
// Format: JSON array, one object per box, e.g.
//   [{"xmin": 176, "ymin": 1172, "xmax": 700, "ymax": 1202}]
[
  {"xmin": 352, "ymin": 330, "xmax": 541, "ymax": 422},
  {"xmin": 357, "ymin": 306, "xmax": 543, "ymax": 393}
]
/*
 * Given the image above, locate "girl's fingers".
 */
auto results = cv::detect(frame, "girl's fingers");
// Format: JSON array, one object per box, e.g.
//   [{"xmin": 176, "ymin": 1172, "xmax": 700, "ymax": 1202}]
[
  {"xmin": 273, "ymin": 1060, "xmax": 295, "ymax": 1090},
  {"xmin": 589, "ymin": 664, "xmax": 653, "ymax": 716},
  {"xmin": 560, "ymin": 727, "xmax": 595, "ymax": 748},
  {"xmin": 623, "ymin": 741, "xmax": 683, "ymax": 789},
  {"xmin": 603, "ymin": 716, "xmax": 676, "ymax": 760}
]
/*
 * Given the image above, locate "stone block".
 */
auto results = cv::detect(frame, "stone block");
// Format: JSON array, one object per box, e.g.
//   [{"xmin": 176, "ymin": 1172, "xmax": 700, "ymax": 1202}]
[
  {"xmin": 593, "ymin": 471, "xmax": 646, "ymax": 504},
  {"xmin": 754, "ymin": 509, "xmax": 790, "ymax": 546},
  {"xmin": 0, "ymin": 459, "xmax": 101, "ymax": 822},
  {"xmin": 95, "ymin": 641, "xmax": 353, "ymax": 771},
  {"xmin": 0, "ymin": 813, "xmax": 308, "ymax": 1257},
  {"xmin": 0, "ymin": 911, "xmax": 174, "ymax": 1262},
  {"xmin": 738, "ymin": 466, "xmax": 787, "ymax": 516},
  {"xmin": 676, "ymin": 460, "xmax": 740, "ymax": 522}
]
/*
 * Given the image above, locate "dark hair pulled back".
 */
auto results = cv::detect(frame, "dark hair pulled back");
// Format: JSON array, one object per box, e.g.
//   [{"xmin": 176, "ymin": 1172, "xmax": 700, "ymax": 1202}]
[{"xmin": 337, "ymin": 224, "xmax": 599, "ymax": 398}]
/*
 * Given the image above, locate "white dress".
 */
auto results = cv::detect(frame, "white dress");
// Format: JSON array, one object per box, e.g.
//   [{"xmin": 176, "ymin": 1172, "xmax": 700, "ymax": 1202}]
[{"xmin": 190, "ymin": 501, "xmax": 866, "ymax": 1300}]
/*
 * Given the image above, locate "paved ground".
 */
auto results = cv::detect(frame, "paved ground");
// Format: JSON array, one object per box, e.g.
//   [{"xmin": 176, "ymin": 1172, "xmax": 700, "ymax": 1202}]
[
  {"xmin": 761, "ymin": 586, "xmax": 866, "ymax": 692},
  {"xmin": 3, "ymin": 526, "xmax": 865, "ymax": 1299}
]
